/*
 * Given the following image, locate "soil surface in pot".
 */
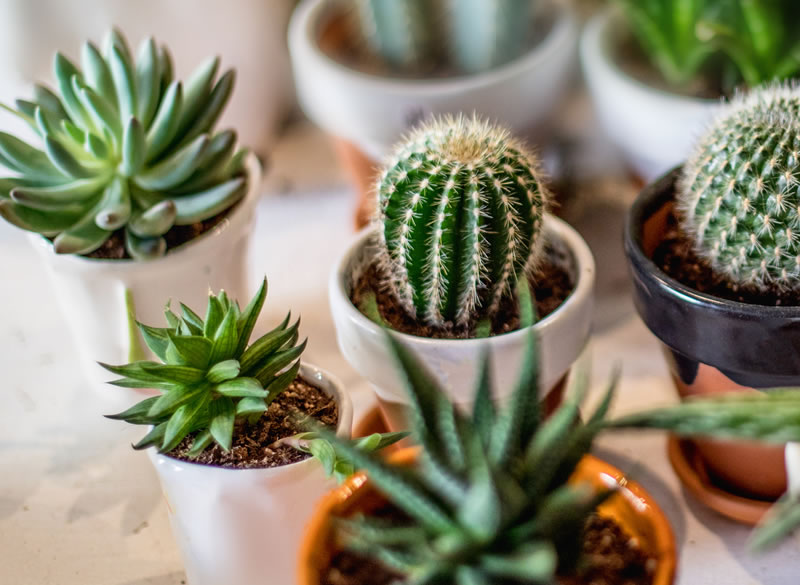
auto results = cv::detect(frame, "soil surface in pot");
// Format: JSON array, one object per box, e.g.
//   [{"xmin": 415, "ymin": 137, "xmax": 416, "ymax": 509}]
[
  {"xmin": 80, "ymin": 199, "xmax": 241, "ymax": 260},
  {"xmin": 323, "ymin": 512, "xmax": 655, "ymax": 585},
  {"xmin": 654, "ymin": 209, "xmax": 800, "ymax": 306},
  {"xmin": 166, "ymin": 377, "xmax": 338, "ymax": 469},
  {"xmin": 351, "ymin": 250, "xmax": 574, "ymax": 339}
]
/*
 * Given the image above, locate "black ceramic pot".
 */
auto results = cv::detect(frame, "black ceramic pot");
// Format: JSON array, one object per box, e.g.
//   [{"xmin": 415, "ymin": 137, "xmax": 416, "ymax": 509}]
[{"xmin": 623, "ymin": 167, "xmax": 794, "ymax": 500}]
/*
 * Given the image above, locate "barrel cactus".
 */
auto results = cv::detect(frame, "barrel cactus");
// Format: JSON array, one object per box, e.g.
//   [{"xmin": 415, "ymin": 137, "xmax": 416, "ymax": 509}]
[
  {"xmin": 677, "ymin": 84, "xmax": 800, "ymax": 292},
  {"xmin": 376, "ymin": 115, "xmax": 549, "ymax": 328},
  {"xmin": 0, "ymin": 29, "xmax": 248, "ymax": 260}
]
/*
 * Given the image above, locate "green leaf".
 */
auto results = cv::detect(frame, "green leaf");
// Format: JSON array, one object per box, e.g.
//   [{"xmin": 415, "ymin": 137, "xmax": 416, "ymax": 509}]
[
  {"xmin": 252, "ymin": 340, "xmax": 307, "ymax": 387},
  {"xmin": 207, "ymin": 358, "xmax": 241, "ymax": 383},
  {"xmin": 186, "ymin": 430, "xmax": 214, "ymax": 457},
  {"xmin": 99, "ymin": 360, "xmax": 163, "ymax": 381},
  {"xmin": 179, "ymin": 303, "xmax": 205, "ymax": 332},
  {"xmin": 81, "ymin": 41, "xmax": 117, "ymax": 106},
  {"xmin": 235, "ymin": 396, "xmax": 266, "ymax": 417},
  {"xmin": 238, "ymin": 315, "xmax": 295, "ymax": 374},
  {"xmin": 174, "ymin": 56, "xmax": 220, "ymax": 139},
  {"xmin": 0, "ymin": 199, "xmax": 82, "ymax": 235},
  {"xmin": 44, "ymin": 136, "xmax": 94, "ymax": 179},
  {"xmin": 109, "ymin": 44, "xmax": 137, "ymax": 122},
  {"xmin": 132, "ymin": 421, "xmax": 167, "ymax": 450},
  {"xmin": 135, "ymin": 135, "xmax": 209, "ymax": 191},
  {"xmin": 128, "ymin": 200, "xmax": 177, "ymax": 237},
  {"xmin": 209, "ymin": 306, "xmax": 239, "ymax": 363},
  {"xmin": 121, "ymin": 117, "xmax": 146, "ymax": 177},
  {"xmin": 357, "ymin": 290, "xmax": 390, "ymax": 327},
  {"xmin": 167, "ymin": 333, "xmax": 212, "ymax": 369},
  {"xmin": 135, "ymin": 37, "xmax": 161, "ymax": 128},
  {"xmin": 10, "ymin": 178, "xmax": 105, "ymax": 211},
  {"xmin": 147, "ymin": 383, "xmax": 209, "ymax": 418},
  {"xmin": 264, "ymin": 360, "xmax": 301, "ymax": 405},
  {"xmin": 161, "ymin": 395, "xmax": 210, "ymax": 452},
  {"xmin": 216, "ymin": 377, "xmax": 266, "ymax": 398},
  {"xmin": 173, "ymin": 69, "xmax": 235, "ymax": 149},
  {"xmin": 105, "ymin": 396, "xmax": 160, "ymax": 424},
  {"xmin": 480, "ymin": 543, "xmax": 556, "ymax": 581},
  {"xmin": 140, "ymin": 363, "xmax": 206, "ymax": 383},
  {"xmin": 137, "ymin": 324, "xmax": 169, "ymax": 361},
  {"xmin": 209, "ymin": 397, "xmax": 235, "ymax": 451},
  {"xmin": 308, "ymin": 438, "xmax": 337, "ymax": 476},
  {"xmin": 0, "ymin": 131, "xmax": 64, "ymax": 178},
  {"xmin": 52, "ymin": 209, "xmax": 111, "ymax": 254},
  {"xmin": 145, "ymin": 81, "xmax": 183, "ymax": 162},
  {"xmin": 125, "ymin": 232, "xmax": 166, "ymax": 260},
  {"xmin": 472, "ymin": 350, "xmax": 495, "ymax": 448},
  {"xmin": 235, "ymin": 277, "xmax": 267, "ymax": 355},
  {"xmin": 204, "ymin": 293, "xmax": 224, "ymax": 337},
  {"xmin": 95, "ymin": 176, "xmax": 131, "ymax": 231}
]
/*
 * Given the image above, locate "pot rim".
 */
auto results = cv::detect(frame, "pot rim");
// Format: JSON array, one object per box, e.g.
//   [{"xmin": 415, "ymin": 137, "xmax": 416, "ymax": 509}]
[
  {"xmin": 146, "ymin": 362, "xmax": 353, "ymax": 476},
  {"xmin": 625, "ymin": 167, "xmax": 800, "ymax": 319},
  {"xmin": 581, "ymin": 7, "xmax": 718, "ymax": 108},
  {"xmin": 299, "ymin": 448, "xmax": 676, "ymax": 585},
  {"xmin": 289, "ymin": 0, "xmax": 577, "ymax": 93},
  {"xmin": 27, "ymin": 153, "xmax": 263, "ymax": 272},
  {"xmin": 330, "ymin": 214, "xmax": 596, "ymax": 348}
]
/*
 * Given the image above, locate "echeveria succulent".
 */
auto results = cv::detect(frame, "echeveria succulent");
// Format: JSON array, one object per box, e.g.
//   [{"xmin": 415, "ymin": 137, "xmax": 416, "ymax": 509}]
[
  {"xmin": 0, "ymin": 29, "xmax": 248, "ymax": 259},
  {"xmin": 105, "ymin": 279, "xmax": 305, "ymax": 455}
]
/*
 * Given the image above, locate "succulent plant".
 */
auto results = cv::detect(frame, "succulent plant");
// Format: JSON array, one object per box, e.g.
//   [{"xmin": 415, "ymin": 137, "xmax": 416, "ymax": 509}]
[
  {"xmin": 322, "ymin": 332, "xmax": 619, "ymax": 584},
  {"xmin": 105, "ymin": 278, "xmax": 306, "ymax": 455},
  {"xmin": 0, "ymin": 29, "xmax": 248, "ymax": 260},
  {"xmin": 677, "ymin": 84, "xmax": 800, "ymax": 292},
  {"xmin": 316, "ymin": 329, "xmax": 800, "ymax": 582},
  {"xmin": 376, "ymin": 115, "xmax": 549, "ymax": 329}
]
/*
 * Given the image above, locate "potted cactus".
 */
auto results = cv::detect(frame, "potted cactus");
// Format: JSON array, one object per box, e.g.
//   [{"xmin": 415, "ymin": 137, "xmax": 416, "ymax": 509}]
[
  {"xmin": 0, "ymin": 29, "xmax": 261, "ymax": 387},
  {"xmin": 289, "ymin": 0, "xmax": 578, "ymax": 227},
  {"xmin": 105, "ymin": 279, "xmax": 354, "ymax": 585},
  {"xmin": 623, "ymin": 83, "xmax": 800, "ymax": 504},
  {"xmin": 329, "ymin": 115, "xmax": 594, "ymax": 431},
  {"xmin": 582, "ymin": 0, "xmax": 800, "ymax": 181}
]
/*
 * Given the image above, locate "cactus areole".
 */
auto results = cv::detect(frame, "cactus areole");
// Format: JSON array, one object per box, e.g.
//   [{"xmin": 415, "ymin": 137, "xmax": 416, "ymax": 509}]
[
  {"xmin": 376, "ymin": 115, "xmax": 549, "ymax": 328},
  {"xmin": 677, "ymin": 85, "xmax": 800, "ymax": 294}
]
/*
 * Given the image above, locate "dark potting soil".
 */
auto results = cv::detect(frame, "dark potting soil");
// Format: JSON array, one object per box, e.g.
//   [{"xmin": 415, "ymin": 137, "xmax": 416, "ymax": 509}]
[
  {"xmin": 82, "ymin": 202, "xmax": 236, "ymax": 260},
  {"xmin": 166, "ymin": 377, "xmax": 338, "ymax": 469},
  {"xmin": 351, "ymin": 253, "xmax": 575, "ymax": 340},
  {"xmin": 323, "ymin": 514, "xmax": 655, "ymax": 585},
  {"xmin": 653, "ymin": 210, "xmax": 800, "ymax": 306}
]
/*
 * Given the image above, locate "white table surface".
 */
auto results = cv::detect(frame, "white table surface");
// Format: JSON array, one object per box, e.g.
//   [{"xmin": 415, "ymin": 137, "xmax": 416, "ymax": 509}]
[{"xmin": 1, "ymin": 120, "xmax": 799, "ymax": 585}]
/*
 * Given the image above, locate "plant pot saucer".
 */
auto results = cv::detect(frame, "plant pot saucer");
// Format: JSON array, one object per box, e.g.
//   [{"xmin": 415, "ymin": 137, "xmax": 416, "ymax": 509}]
[{"xmin": 667, "ymin": 436, "xmax": 773, "ymax": 525}]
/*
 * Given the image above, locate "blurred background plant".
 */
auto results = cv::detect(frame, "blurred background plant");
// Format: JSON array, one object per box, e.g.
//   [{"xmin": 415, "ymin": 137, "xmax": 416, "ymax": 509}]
[{"xmin": 613, "ymin": 0, "xmax": 800, "ymax": 94}]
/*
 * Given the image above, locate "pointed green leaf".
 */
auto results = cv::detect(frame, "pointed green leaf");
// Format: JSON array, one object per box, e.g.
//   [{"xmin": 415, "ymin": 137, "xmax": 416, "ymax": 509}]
[
  {"xmin": 105, "ymin": 396, "xmax": 160, "ymax": 424},
  {"xmin": 216, "ymin": 377, "xmax": 266, "ymax": 398},
  {"xmin": 253, "ymin": 339, "xmax": 307, "ymax": 387},
  {"xmin": 167, "ymin": 333, "xmax": 212, "ymax": 369},
  {"xmin": 137, "ymin": 323, "xmax": 169, "ymax": 360},
  {"xmin": 133, "ymin": 421, "xmax": 167, "ymax": 450},
  {"xmin": 235, "ymin": 277, "xmax": 267, "ymax": 354},
  {"xmin": 207, "ymin": 358, "xmax": 240, "ymax": 383},
  {"xmin": 238, "ymin": 315, "xmax": 295, "ymax": 374},
  {"xmin": 186, "ymin": 430, "xmax": 214, "ymax": 457},
  {"xmin": 209, "ymin": 305, "xmax": 239, "ymax": 363},
  {"xmin": 235, "ymin": 396, "xmax": 267, "ymax": 417},
  {"xmin": 140, "ymin": 363, "xmax": 205, "ymax": 383},
  {"xmin": 161, "ymin": 395, "xmax": 210, "ymax": 452},
  {"xmin": 209, "ymin": 397, "xmax": 235, "ymax": 451}
]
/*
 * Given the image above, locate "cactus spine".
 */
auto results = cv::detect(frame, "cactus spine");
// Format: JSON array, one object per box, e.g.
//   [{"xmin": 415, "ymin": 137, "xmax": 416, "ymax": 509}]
[
  {"xmin": 677, "ymin": 84, "xmax": 800, "ymax": 292},
  {"xmin": 377, "ymin": 115, "xmax": 548, "ymax": 328}
]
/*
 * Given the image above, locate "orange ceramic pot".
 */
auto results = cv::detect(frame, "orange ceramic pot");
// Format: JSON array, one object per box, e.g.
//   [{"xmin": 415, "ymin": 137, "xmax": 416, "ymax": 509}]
[
  {"xmin": 624, "ymin": 168, "xmax": 791, "ymax": 502},
  {"xmin": 298, "ymin": 448, "xmax": 676, "ymax": 585}
]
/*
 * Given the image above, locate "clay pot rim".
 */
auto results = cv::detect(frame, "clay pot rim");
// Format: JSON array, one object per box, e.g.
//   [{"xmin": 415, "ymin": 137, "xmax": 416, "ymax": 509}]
[
  {"xmin": 146, "ymin": 363, "xmax": 353, "ymax": 476},
  {"xmin": 290, "ymin": 0, "xmax": 577, "ymax": 90},
  {"xmin": 330, "ymin": 215, "xmax": 595, "ymax": 348},
  {"xmin": 298, "ymin": 447, "xmax": 677, "ymax": 585},
  {"xmin": 625, "ymin": 167, "xmax": 800, "ymax": 318}
]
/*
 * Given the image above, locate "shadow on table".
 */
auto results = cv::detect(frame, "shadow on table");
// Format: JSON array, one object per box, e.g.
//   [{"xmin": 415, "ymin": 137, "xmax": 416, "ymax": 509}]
[{"xmin": 592, "ymin": 445, "xmax": 688, "ymax": 550}]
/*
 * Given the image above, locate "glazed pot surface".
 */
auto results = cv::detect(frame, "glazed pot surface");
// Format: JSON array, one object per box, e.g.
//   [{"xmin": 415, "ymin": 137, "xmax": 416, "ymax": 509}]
[
  {"xmin": 624, "ymin": 168, "xmax": 794, "ymax": 499},
  {"xmin": 298, "ymin": 449, "xmax": 676, "ymax": 585}
]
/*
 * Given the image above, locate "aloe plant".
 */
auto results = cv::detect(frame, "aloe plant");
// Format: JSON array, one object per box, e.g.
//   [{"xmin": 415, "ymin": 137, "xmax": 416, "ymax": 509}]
[
  {"xmin": 105, "ymin": 279, "xmax": 306, "ymax": 455},
  {"xmin": 0, "ymin": 28, "xmax": 248, "ymax": 260}
]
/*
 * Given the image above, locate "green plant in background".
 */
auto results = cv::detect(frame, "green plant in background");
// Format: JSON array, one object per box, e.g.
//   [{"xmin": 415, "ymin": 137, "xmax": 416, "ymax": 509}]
[
  {"xmin": 613, "ymin": 0, "xmax": 715, "ymax": 87},
  {"xmin": 615, "ymin": 0, "xmax": 800, "ymax": 91},
  {"xmin": 312, "ymin": 328, "xmax": 800, "ymax": 582},
  {"xmin": 677, "ymin": 84, "xmax": 800, "ymax": 293},
  {"xmin": 105, "ymin": 278, "xmax": 306, "ymax": 455},
  {"xmin": 354, "ymin": 0, "xmax": 442, "ymax": 73},
  {"xmin": 697, "ymin": 0, "xmax": 800, "ymax": 88},
  {"xmin": 353, "ymin": 0, "xmax": 535, "ymax": 75},
  {"xmin": 0, "ymin": 29, "xmax": 248, "ymax": 259},
  {"xmin": 376, "ymin": 115, "xmax": 548, "ymax": 329}
]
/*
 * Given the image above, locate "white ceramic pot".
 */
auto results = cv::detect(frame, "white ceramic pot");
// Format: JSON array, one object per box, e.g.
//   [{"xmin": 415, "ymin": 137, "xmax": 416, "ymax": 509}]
[
  {"xmin": 581, "ymin": 9, "xmax": 720, "ymax": 182},
  {"xmin": 289, "ymin": 0, "xmax": 579, "ymax": 161},
  {"xmin": 148, "ymin": 364, "xmax": 353, "ymax": 585},
  {"xmin": 0, "ymin": 0, "xmax": 295, "ymax": 155},
  {"xmin": 32, "ymin": 156, "xmax": 262, "ymax": 389},
  {"xmin": 329, "ymin": 216, "xmax": 595, "ymax": 428}
]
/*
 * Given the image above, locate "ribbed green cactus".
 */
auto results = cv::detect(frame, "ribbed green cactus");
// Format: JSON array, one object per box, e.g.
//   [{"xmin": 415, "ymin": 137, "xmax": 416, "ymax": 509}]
[
  {"xmin": 677, "ymin": 84, "xmax": 800, "ymax": 291},
  {"xmin": 0, "ymin": 29, "xmax": 247, "ymax": 260},
  {"xmin": 376, "ymin": 115, "xmax": 548, "ymax": 328}
]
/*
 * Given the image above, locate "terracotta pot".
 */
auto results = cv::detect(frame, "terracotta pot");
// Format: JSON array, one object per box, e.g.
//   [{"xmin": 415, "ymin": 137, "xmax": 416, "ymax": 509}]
[
  {"xmin": 298, "ymin": 448, "xmax": 676, "ymax": 585},
  {"xmin": 624, "ymin": 168, "xmax": 792, "ymax": 500},
  {"xmin": 329, "ymin": 219, "xmax": 595, "ymax": 434},
  {"xmin": 289, "ymin": 0, "xmax": 579, "ymax": 229}
]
